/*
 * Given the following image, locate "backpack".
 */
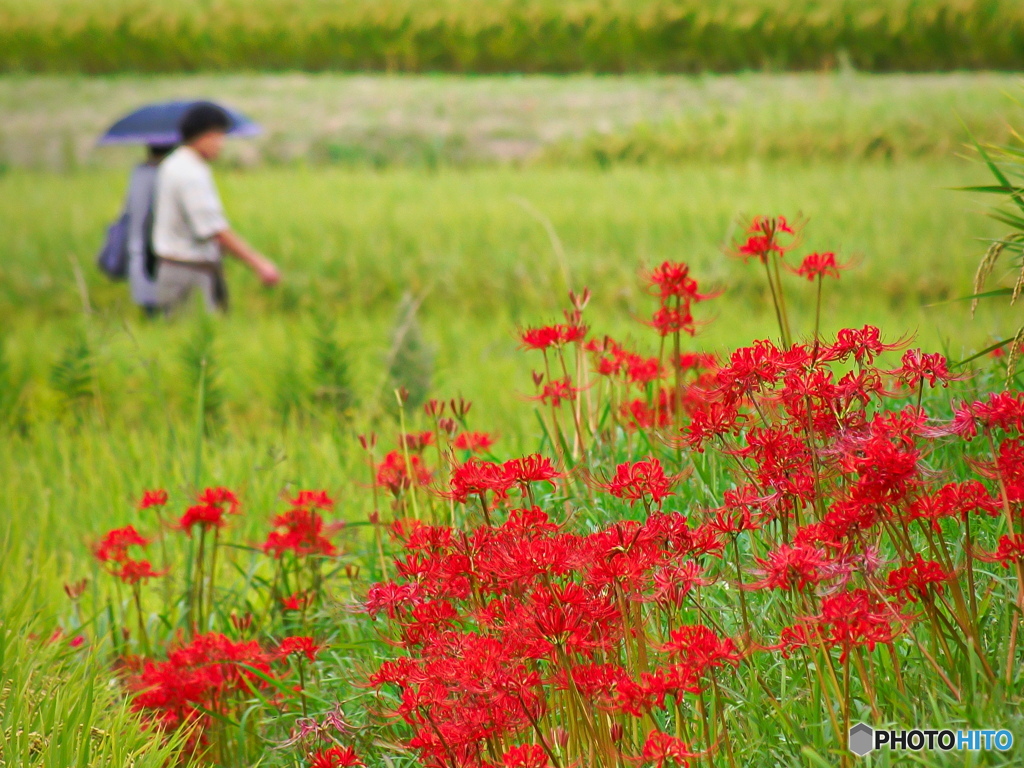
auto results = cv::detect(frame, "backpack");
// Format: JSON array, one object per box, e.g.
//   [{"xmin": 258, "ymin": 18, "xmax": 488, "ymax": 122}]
[{"xmin": 97, "ymin": 211, "xmax": 129, "ymax": 280}]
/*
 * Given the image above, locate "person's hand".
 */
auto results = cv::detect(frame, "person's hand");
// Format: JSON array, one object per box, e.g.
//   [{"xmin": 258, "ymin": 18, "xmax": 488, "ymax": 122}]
[{"xmin": 255, "ymin": 257, "xmax": 280, "ymax": 287}]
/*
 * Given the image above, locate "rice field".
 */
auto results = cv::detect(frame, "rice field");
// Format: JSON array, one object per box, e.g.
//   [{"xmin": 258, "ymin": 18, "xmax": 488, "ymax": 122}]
[
  {"xmin": 3, "ymin": 72, "xmax": 1024, "ymax": 767},
  {"xmin": 1, "ymin": 0, "xmax": 1023, "ymax": 74}
]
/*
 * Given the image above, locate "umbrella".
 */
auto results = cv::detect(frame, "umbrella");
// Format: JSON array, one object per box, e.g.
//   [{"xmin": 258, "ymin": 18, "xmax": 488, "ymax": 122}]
[{"xmin": 98, "ymin": 100, "xmax": 261, "ymax": 146}]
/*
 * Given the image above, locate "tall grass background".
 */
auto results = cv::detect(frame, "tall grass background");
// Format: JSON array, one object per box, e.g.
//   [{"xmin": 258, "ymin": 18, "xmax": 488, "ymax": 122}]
[{"xmin": 2, "ymin": 0, "xmax": 1024, "ymax": 74}]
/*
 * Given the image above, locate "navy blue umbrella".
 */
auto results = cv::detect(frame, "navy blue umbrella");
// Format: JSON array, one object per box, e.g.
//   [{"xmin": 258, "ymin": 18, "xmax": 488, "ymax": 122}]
[{"xmin": 98, "ymin": 100, "xmax": 261, "ymax": 146}]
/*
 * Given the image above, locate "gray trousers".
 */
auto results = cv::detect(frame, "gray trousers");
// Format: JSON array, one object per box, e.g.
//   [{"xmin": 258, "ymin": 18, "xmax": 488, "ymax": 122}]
[{"xmin": 156, "ymin": 259, "xmax": 228, "ymax": 313}]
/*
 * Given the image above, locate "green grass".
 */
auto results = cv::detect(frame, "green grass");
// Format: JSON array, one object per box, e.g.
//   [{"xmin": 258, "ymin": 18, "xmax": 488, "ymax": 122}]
[
  {"xmin": 2, "ymin": 0, "xmax": 1024, "ymax": 74},
  {"xmin": 0, "ymin": 158, "xmax": 1014, "ymax": 558},
  {"xmin": 2, "ymin": 72, "xmax": 1023, "ymax": 172}
]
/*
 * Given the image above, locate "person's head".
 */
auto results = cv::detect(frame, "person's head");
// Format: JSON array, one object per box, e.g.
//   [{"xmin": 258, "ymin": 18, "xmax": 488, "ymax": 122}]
[
  {"xmin": 146, "ymin": 143, "xmax": 175, "ymax": 164},
  {"xmin": 179, "ymin": 102, "xmax": 231, "ymax": 160}
]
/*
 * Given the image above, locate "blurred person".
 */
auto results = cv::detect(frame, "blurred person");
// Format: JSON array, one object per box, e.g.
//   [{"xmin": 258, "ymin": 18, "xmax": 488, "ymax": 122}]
[
  {"xmin": 152, "ymin": 102, "xmax": 279, "ymax": 313},
  {"xmin": 125, "ymin": 143, "xmax": 174, "ymax": 316}
]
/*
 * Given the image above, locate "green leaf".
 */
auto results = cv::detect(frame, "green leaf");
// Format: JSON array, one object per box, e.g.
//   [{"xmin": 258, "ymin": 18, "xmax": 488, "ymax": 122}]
[
  {"xmin": 924, "ymin": 288, "xmax": 1013, "ymax": 307},
  {"xmin": 952, "ymin": 337, "xmax": 1015, "ymax": 368},
  {"xmin": 800, "ymin": 746, "xmax": 835, "ymax": 768},
  {"xmin": 955, "ymin": 185, "xmax": 1024, "ymax": 195},
  {"xmin": 973, "ymin": 136, "xmax": 1024, "ymax": 215}
]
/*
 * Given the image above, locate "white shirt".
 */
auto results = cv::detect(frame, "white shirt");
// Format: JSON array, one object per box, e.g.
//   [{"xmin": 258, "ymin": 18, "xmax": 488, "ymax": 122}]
[{"xmin": 152, "ymin": 146, "xmax": 229, "ymax": 263}]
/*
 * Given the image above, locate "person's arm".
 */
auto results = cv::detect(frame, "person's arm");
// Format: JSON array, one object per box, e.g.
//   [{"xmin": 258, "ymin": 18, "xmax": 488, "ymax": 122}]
[{"xmin": 213, "ymin": 229, "xmax": 280, "ymax": 286}]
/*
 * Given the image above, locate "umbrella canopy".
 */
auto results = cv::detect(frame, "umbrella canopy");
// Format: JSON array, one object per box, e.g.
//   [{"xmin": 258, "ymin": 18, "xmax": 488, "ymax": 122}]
[{"xmin": 98, "ymin": 100, "xmax": 261, "ymax": 146}]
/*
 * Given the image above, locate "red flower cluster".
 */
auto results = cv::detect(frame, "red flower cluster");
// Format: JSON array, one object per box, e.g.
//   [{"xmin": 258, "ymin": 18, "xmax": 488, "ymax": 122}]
[
  {"xmin": 452, "ymin": 431, "xmax": 496, "ymax": 453},
  {"xmin": 376, "ymin": 451, "xmax": 432, "ymax": 497},
  {"xmin": 179, "ymin": 486, "xmax": 241, "ymax": 534},
  {"xmin": 278, "ymin": 635, "xmax": 323, "ymax": 662},
  {"xmin": 601, "ymin": 457, "xmax": 675, "ymax": 508},
  {"xmin": 263, "ymin": 490, "xmax": 339, "ymax": 558},
  {"xmin": 93, "ymin": 525, "xmax": 164, "ymax": 584},
  {"xmin": 792, "ymin": 252, "xmax": 846, "ymax": 281},
  {"xmin": 130, "ymin": 632, "xmax": 276, "ymax": 731},
  {"xmin": 734, "ymin": 215, "xmax": 797, "ymax": 263},
  {"xmin": 138, "ymin": 489, "xmax": 169, "ymax": 510},
  {"xmin": 309, "ymin": 746, "xmax": 363, "ymax": 767},
  {"xmin": 366, "ymin": 506, "xmax": 735, "ymax": 767},
  {"xmin": 94, "ymin": 525, "xmax": 148, "ymax": 563},
  {"xmin": 518, "ymin": 321, "xmax": 588, "ymax": 352},
  {"xmin": 533, "ymin": 377, "xmax": 579, "ymax": 408},
  {"xmin": 642, "ymin": 261, "xmax": 714, "ymax": 338},
  {"xmin": 444, "ymin": 455, "xmax": 561, "ymax": 510}
]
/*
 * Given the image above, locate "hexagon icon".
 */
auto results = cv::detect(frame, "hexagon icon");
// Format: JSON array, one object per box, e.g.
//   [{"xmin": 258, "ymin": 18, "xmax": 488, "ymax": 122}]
[{"xmin": 849, "ymin": 723, "xmax": 874, "ymax": 756}]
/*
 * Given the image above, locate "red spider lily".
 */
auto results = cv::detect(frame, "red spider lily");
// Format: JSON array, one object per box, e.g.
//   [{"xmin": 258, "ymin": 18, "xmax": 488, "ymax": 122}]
[
  {"xmin": 277, "ymin": 635, "xmax": 322, "ymax": 662},
  {"xmin": 643, "ymin": 261, "xmax": 714, "ymax": 303},
  {"xmin": 792, "ymin": 251, "xmax": 847, "ymax": 280},
  {"xmin": 93, "ymin": 525, "xmax": 149, "ymax": 563},
  {"xmin": 281, "ymin": 591, "xmax": 312, "ymax": 612},
  {"xmin": 502, "ymin": 743, "xmax": 549, "ymax": 767},
  {"xmin": 520, "ymin": 325, "xmax": 561, "ymax": 352},
  {"xmin": 519, "ymin": 324, "xmax": 584, "ymax": 351},
  {"xmin": 661, "ymin": 624, "xmax": 740, "ymax": 675},
  {"xmin": 734, "ymin": 215, "xmax": 798, "ymax": 263},
  {"xmin": 560, "ymin": 321, "xmax": 589, "ymax": 345},
  {"xmin": 745, "ymin": 543, "xmax": 833, "ymax": 592},
  {"xmin": 824, "ymin": 325, "xmax": 908, "ymax": 366},
  {"xmin": 905, "ymin": 480, "xmax": 1001, "ymax": 532},
  {"xmin": 976, "ymin": 534, "xmax": 1024, "ymax": 568},
  {"xmin": 115, "ymin": 558, "xmax": 167, "ymax": 585},
  {"xmin": 621, "ymin": 390, "xmax": 675, "ymax": 431},
  {"xmin": 682, "ymin": 400, "xmax": 744, "ymax": 451},
  {"xmin": 446, "ymin": 457, "xmax": 514, "ymax": 507},
  {"xmin": 137, "ymin": 489, "xmax": 168, "ymax": 510},
  {"xmin": 309, "ymin": 746, "xmax": 363, "ymax": 768},
  {"xmin": 625, "ymin": 354, "xmax": 666, "ymax": 385},
  {"xmin": 602, "ymin": 458, "xmax": 675, "ymax": 507},
  {"xmin": 398, "ymin": 431, "xmax": 435, "ymax": 452},
  {"xmin": 178, "ymin": 487, "xmax": 240, "ymax": 534},
  {"xmin": 503, "ymin": 454, "xmax": 560, "ymax": 489},
  {"xmin": 648, "ymin": 305, "xmax": 696, "ymax": 337},
  {"xmin": 714, "ymin": 338, "xmax": 787, "ymax": 401},
  {"xmin": 638, "ymin": 730, "xmax": 697, "ymax": 768},
  {"xmin": 885, "ymin": 555, "xmax": 955, "ymax": 602},
  {"xmin": 375, "ymin": 451, "xmax": 432, "ymax": 497},
  {"xmin": 950, "ymin": 390, "xmax": 1024, "ymax": 438},
  {"xmin": 130, "ymin": 632, "xmax": 275, "ymax": 732},
  {"xmin": 198, "ymin": 486, "xmax": 240, "ymax": 513},
  {"xmin": 651, "ymin": 562, "xmax": 713, "ymax": 609},
  {"xmin": 452, "ymin": 431, "xmax": 496, "ymax": 453},
  {"xmin": 263, "ymin": 507, "xmax": 339, "ymax": 558},
  {"xmin": 814, "ymin": 589, "xmax": 911, "ymax": 661},
  {"xmin": 891, "ymin": 349, "xmax": 962, "ymax": 389},
  {"xmin": 289, "ymin": 489, "xmax": 335, "ymax": 510},
  {"xmin": 677, "ymin": 352, "xmax": 718, "ymax": 372},
  {"xmin": 533, "ymin": 377, "xmax": 579, "ymax": 408}
]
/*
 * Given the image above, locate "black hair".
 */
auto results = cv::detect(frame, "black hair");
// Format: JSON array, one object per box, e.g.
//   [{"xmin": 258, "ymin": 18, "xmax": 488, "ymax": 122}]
[
  {"xmin": 146, "ymin": 143, "xmax": 176, "ymax": 162},
  {"xmin": 179, "ymin": 102, "xmax": 231, "ymax": 143}
]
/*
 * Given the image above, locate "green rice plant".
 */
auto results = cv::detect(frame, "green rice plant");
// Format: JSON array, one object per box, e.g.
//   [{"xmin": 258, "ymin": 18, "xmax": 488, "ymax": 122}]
[
  {"xmin": 180, "ymin": 316, "xmax": 224, "ymax": 433},
  {"xmin": 0, "ymin": 569, "xmax": 193, "ymax": 767},
  {"xmin": 0, "ymin": 333, "xmax": 27, "ymax": 431},
  {"xmin": 48, "ymin": 327, "xmax": 94, "ymax": 419},
  {"xmin": 311, "ymin": 312, "xmax": 358, "ymax": 420},
  {"xmin": 380, "ymin": 292, "xmax": 434, "ymax": 417}
]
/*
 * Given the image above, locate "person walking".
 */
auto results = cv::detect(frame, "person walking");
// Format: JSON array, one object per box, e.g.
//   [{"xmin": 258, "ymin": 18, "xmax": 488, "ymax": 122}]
[
  {"xmin": 152, "ymin": 102, "xmax": 279, "ymax": 313},
  {"xmin": 124, "ymin": 144, "xmax": 174, "ymax": 316}
]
